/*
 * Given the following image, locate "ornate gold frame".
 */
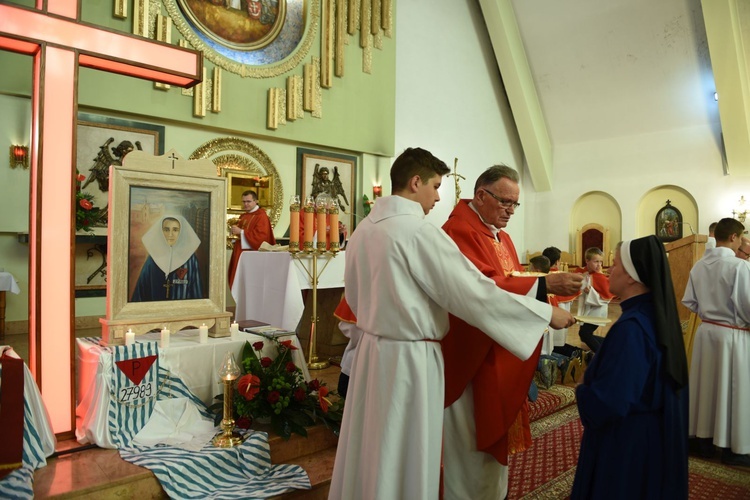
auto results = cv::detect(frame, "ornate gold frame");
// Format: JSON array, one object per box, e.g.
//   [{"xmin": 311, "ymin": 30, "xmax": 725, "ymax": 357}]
[
  {"xmin": 190, "ymin": 137, "xmax": 284, "ymax": 229},
  {"xmin": 163, "ymin": 0, "xmax": 320, "ymax": 78}
]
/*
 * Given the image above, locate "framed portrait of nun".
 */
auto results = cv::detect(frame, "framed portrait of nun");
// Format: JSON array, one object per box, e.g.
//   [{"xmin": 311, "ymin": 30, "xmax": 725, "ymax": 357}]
[{"xmin": 102, "ymin": 150, "xmax": 232, "ymax": 344}]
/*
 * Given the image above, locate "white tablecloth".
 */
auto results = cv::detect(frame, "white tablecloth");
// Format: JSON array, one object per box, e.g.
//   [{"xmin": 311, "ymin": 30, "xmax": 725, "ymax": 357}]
[
  {"xmin": 231, "ymin": 251, "xmax": 345, "ymax": 331},
  {"xmin": 0, "ymin": 272, "xmax": 21, "ymax": 294},
  {"xmin": 75, "ymin": 329, "xmax": 309, "ymax": 448}
]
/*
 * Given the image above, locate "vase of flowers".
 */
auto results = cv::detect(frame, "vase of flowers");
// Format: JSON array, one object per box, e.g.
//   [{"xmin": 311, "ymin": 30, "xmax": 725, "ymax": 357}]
[
  {"xmin": 210, "ymin": 336, "xmax": 344, "ymax": 440},
  {"xmin": 75, "ymin": 172, "xmax": 105, "ymax": 233}
]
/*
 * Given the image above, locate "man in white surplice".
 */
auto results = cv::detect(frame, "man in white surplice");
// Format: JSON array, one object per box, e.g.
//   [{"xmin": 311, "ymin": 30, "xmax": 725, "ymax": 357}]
[
  {"xmin": 328, "ymin": 148, "xmax": 576, "ymax": 500},
  {"xmin": 683, "ymin": 217, "xmax": 750, "ymax": 467}
]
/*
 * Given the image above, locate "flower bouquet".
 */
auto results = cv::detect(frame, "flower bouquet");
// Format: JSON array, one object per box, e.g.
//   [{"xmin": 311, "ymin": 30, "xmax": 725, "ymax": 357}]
[
  {"xmin": 75, "ymin": 172, "xmax": 105, "ymax": 233},
  {"xmin": 210, "ymin": 336, "xmax": 344, "ymax": 440}
]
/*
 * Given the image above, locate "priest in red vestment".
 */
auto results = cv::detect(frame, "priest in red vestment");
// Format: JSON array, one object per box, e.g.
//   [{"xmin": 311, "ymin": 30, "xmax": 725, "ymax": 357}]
[
  {"xmin": 441, "ymin": 165, "xmax": 583, "ymax": 500},
  {"xmin": 227, "ymin": 190, "xmax": 276, "ymax": 288}
]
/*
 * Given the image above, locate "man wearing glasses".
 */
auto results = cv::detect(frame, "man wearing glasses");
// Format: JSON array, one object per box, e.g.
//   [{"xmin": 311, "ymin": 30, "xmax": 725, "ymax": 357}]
[{"xmin": 440, "ymin": 165, "xmax": 583, "ymax": 499}]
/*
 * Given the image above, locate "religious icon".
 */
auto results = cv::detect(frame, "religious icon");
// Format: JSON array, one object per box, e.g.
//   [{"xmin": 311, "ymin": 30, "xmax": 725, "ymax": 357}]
[
  {"xmin": 655, "ymin": 200, "xmax": 683, "ymax": 243},
  {"xmin": 311, "ymin": 163, "xmax": 349, "ymax": 210}
]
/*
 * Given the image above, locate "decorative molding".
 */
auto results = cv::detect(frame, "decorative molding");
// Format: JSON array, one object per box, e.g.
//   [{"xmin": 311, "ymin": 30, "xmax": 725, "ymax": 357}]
[
  {"xmin": 287, "ymin": 75, "xmax": 303, "ymax": 120},
  {"xmin": 133, "ymin": 0, "xmax": 150, "ymax": 37},
  {"xmin": 312, "ymin": 56, "xmax": 323, "ymax": 118},
  {"xmin": 348, "ymin": 0, "xmax": 358, "ymax": 35},
  {"xmin": 154, "ymin": 13, "xmax": 172, "ymax": 90},
  {"xmin": 114, "ymin": 0, "xmax": 127, "ymax": 19},
  {"xmin": 212, "ymin": 67, "xmax": 222, "ymax": 113},
  {"xmin": 371, "ymin": 0, "xmax": 380, "ymax": 35},
  {"xmin": 193, "ymin": 67, "xmax": 206, "ymax": 117},
  {"xmin": 359, "ymin": 0, "xmax": 370, "ymax": 49},
  {"xmin": 268, "ymin": 88, "xmax": 280, "ymax": 130},
  {"xmin": 321, "ymin": 0, "xmax": 334, "ymax": 88},
  {"xmin": 335, "ymin": 0, "xmax": 346, "ymax": 77},
  {"xmin": 382, "ymin": 0, "xmax": 392, "ymax": 34}
]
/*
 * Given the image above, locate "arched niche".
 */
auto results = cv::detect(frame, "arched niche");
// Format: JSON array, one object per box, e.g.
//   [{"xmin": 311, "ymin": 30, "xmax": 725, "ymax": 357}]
[
  {"xmin": 570, "ymin": 191, "xmax": 622, "ymax": 266},
  {"xmin": 637, "ymin": 186, "xmax": 698, "ymax": 239}
]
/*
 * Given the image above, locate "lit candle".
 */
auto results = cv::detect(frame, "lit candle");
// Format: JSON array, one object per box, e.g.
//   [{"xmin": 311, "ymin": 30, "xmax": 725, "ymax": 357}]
[
  {"xmin": 199, "ymin": 324, "xmax": 209, "ymax": 344},
  {"xmin": 230, "ymin": 321, "xmax": 240, "ymax": 341},
  {"xmin": 125, "ymin": 328, "xmax": 135, "ymax": 346},
  {"xmin": 316, "ymin": 196, "xmax": 327, "ymax": 251},
  {"xmin": 303, "ymin": 196, "xmax": 315, "ymax": 252},
  {"xmin": 289, "ymin": 195, "xmax": 300, "ymax": 252},
  {"xmin": 160, "ymin": 326, "xmax": 170, "ymax": 349}
]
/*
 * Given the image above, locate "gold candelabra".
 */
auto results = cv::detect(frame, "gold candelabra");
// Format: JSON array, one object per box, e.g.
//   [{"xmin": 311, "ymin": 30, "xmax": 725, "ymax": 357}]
[
  {"xmin": 212, "ymin": 352, "xmax": 244, "ymax": 448},
  {"xmin": 289, "ymin": 194, "xmax": 340, "ymax": 370}
]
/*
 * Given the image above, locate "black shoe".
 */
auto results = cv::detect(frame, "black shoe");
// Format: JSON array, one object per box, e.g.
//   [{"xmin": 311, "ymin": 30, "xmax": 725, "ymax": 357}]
[
  {"xmin": 721, "ymin": 449, "xmax": 750, "ymax": 467},
  {"xmin": 688, "ymin": 437, "xmax": 716, "ymax": 459}
]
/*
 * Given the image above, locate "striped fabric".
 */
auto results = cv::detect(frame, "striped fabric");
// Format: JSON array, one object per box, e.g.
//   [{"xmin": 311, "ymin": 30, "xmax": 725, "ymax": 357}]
[
  {"xmin": 120, "ymin": 432, "xmax": 310, "ymax": 499},
  {"xmin": 96, "ymin": 340, "xmax": 310, "ymax": 497},
  {"xmin": 107, "ymin": 342, "xmax": 161, "ymax": 448},
  {"xmin": 0, "ymin": 366, "xmax": 52, "ymax": 500}
]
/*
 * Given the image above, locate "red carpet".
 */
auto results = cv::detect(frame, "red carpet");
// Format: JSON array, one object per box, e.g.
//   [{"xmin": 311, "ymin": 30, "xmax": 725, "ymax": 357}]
[{"xmin": 508, "ymin": 385, "xmax": 750, "ymax": 499}]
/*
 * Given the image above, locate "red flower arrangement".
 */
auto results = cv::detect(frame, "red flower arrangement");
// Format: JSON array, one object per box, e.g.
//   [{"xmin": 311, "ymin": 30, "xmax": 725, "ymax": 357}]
[
  {"xmin": 211, "ymin": 335, "xmax": 344, "ymax": 439},
  {"xmin": 74, "ymin": 171, "xmax": 105, "ymax": 233}
]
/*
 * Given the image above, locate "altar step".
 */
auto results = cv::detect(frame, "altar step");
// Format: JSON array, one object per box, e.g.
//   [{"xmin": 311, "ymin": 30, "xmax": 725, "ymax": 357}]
[{"xmin": 34, "ymin": 424, "xmax": 339, "ymax": 499}]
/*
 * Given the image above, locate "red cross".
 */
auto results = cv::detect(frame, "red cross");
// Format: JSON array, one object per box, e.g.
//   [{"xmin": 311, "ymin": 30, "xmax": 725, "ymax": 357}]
[{"xmin": 0, "ymin": 2, "xmax": 202, "ymax": 434}]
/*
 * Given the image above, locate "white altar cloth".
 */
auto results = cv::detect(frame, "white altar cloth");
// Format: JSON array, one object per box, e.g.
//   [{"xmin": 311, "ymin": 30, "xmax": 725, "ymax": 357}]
[
  {"xmin": 231, "ymin": 251, "xmax": 345, "ymax": 331},
  {"xmin": 76, "ymin": 329, "xmax": 309, "ymax": 448},
  {"xmin": 0, "ymin": 272, "xmax": 21, "ymax": 294}
]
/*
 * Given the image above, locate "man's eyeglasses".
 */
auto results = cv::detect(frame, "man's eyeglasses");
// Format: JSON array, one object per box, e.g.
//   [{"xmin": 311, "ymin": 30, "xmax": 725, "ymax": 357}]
[
  {"xmin": 480, "ymin": 188, "xmax": 521, "ymax": 209},
  {"xmin": 739, "ymin": 247, "xmax": 750, "ymax": 258}
]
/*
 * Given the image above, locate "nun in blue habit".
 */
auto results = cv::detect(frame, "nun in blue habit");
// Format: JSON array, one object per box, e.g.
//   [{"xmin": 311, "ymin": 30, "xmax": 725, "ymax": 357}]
[{"xmin": 571, "ymin": 235, "xmax": 688, "ymax": 500}]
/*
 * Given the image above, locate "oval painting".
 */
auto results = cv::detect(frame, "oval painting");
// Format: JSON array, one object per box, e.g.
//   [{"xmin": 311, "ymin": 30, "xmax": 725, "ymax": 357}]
[{"xmin": 178, "ymin": 0, "xmax": 286, "ymax": 51}]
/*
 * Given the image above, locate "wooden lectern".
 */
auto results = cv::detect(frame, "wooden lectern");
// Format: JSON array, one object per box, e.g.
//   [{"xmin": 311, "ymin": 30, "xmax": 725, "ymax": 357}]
[{"xmin": 664, "ymin": 234, "xmax": 707, "ymax": 369}]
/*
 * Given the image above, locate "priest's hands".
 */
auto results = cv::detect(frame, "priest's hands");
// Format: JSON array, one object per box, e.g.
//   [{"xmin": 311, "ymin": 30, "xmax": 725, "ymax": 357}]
[
  {"xmin": 549, "ymin": 307, "xmax": 576, "ymax": 329},
  {"xmin": 545, "ymin": 273, "xmax": 584, "ymax": 296},
  {"xmin": 230, "ymin": 225, "xmax": 242, "ymax": 235}
]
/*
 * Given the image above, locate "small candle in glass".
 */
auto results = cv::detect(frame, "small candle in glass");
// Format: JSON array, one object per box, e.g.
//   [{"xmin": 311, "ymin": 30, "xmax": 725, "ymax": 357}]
[
  {"xmin": 328, "ymin": 199, "xmax": 340, "ymax": 253},
  {"xmin": 303, "ymin": 195, "xmax": 315, "ymax": 252},
  {"xmin": 289, "ymin": 195, "xmax": 301, "ymax": 252},
  {"xmin": 316, "ymin": 195, "xmax": 328, "ymax": 251}
]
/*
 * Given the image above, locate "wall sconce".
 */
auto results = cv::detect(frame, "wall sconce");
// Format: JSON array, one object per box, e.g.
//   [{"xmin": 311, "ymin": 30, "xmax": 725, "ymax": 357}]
[
  {"xmin": 9, "ymin": 145, "xmax": 29, "ymax": 169},
  {"xmin": 372, "ymin": 185, "xmax": 383, "ymax": 198},
  {"xmin": 732, "ymin": 195, "xmax": 747, "ymax": 223}
]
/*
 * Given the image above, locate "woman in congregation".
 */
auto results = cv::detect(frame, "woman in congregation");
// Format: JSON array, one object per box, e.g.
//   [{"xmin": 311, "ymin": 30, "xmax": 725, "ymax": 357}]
[{"xmin": 571, "ymin": 235, "xmax": 688, "ymax": 499}]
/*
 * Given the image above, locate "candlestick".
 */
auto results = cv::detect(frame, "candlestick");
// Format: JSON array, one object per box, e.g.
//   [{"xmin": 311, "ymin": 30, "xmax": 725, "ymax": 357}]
[
  {"xmin": 199, "ymin": 324, "xmax": 209, "ymax": 344},
  {"xmin": 230, "ymin": 321, "xmax": 240, "ymax": 341},
  {"xmin": 289, "ymin": 195, "xmax": 300, "ymax": 252},
  {"xmin": 303, "ymin": 195, "xmax": 315, "ymax": 252},
  {"xmin": 160, "ymin": 326, "xmax": 170, "ymax": 349},
  {"xmin": 316, "ymin": 195, "xmax": 328, "ymax": 252},
  {"xmin": 125, "ymin": 328, "xmax": 135, "ymax": 346},
  {"xmin": 212, "ymin": 352, "xmax": 244, "ymax": 448}
]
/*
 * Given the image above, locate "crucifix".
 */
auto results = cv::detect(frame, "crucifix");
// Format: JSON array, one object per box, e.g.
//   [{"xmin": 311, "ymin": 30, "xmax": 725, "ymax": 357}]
[
  {"xmin": 0, "ymin": 2, "xmax": 201, "ymax": 434},
  {"xmin": 163, "ymin": 278, "xmax": 174, "ymax": 299},
  {"xmin": 446, "ymin": 157, "xmax": 465, "ymax": 207}
]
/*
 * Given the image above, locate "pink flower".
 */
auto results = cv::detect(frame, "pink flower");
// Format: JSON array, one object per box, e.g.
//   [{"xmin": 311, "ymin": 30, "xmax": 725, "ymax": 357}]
[
  {"xmin": 252, "ymin": 341, "xmax": 264, "ymax": 351},
  {"xmin": 76, "ymin": 174, "xmax": 86, "ymax": 182},
  {"xmin": 237, "ymin": 374, "xmax": 261, "ymax": 401},
  {"xmin": 286, "ymin": 361, "xmax": 297, "ymax": 373},
  {"xmin": 79, "ymin": 199, "xmax": 93, "ymax": 210},
  {"xmin": 260, "ymin": 357, "xmax": 272, "ymax": 368},
  {"xmin": 267, "ymin": 391, "xmax": 280, "ymax": 404}
]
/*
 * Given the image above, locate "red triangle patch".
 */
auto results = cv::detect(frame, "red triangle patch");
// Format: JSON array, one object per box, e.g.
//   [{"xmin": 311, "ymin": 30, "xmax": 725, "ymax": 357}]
[{"xmin": 115, "ymin": 355, "xmax": 158, "ymax": 385}]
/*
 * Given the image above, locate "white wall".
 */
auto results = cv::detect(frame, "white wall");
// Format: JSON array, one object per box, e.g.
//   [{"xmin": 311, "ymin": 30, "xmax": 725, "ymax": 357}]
[{"xmin": 394, "ymin": 0, "xmax": 530, "ymax": 248}]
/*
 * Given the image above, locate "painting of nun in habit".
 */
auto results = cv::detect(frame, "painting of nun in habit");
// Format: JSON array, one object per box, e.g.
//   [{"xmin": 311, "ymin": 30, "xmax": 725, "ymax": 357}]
[{"xmin": 130, "ymin": 214, "xmax": 203, "ymax": 302}]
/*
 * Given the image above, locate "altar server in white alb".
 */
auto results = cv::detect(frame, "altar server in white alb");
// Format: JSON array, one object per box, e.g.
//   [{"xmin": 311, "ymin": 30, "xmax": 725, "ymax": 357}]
[
  {"xmin": 683, "ymin": 217, "xmax": 750, "ymax": 467},
  {"xmin": 328, "ymin": 147, "xmax": 576, "ymax": 500}
]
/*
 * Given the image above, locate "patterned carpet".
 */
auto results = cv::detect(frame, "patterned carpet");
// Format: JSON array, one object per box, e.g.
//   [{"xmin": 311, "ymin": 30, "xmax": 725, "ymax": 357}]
[{"xmin": 507, "ymin": 385, "xmax": 750, "ymax": 499}]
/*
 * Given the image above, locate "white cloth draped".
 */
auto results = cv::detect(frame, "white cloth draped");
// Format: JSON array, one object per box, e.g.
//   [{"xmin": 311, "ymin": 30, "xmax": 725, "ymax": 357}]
[
  {"xmin": 577, "ymin": 272, "xmax": 610, "ymax": 318},
  {"xmin": 683, "ymin": 247, "xmax": 750, "ymax": 454},
  {"xmin": 0, "ymin": 272, "xmax": 21, "ymax": 294},
  {"xmin": 328, "ymin": 196, "xmax": 552, "ymax": 500}
]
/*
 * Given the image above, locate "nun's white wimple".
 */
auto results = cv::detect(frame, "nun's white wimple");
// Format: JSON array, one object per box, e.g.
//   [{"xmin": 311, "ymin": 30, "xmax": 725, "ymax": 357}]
[{"xmin": 621, "ymin": 240, "xmax": 643, "ymax": 284}]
